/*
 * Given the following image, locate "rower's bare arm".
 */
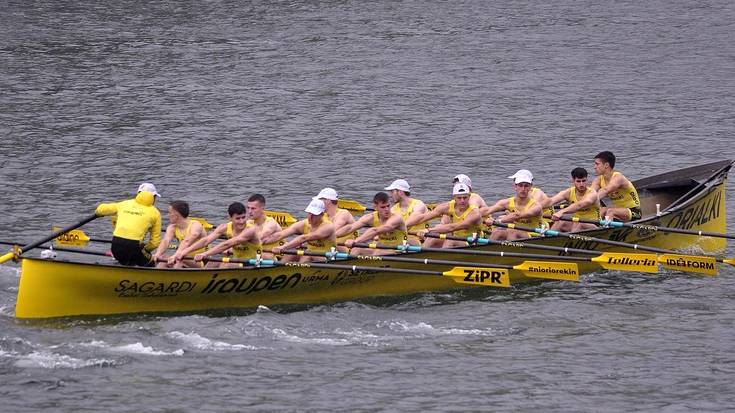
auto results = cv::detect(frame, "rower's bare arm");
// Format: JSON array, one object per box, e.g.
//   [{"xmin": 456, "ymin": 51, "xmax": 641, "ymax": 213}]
[
  {"xmin": 356, "ymin": 215, "xmax": 402, "ymax": 243},
  {"xmin": 518, "ymin": 203, "xmax": 543, "ymax": 219},
  {"xmin": 480, "ymin": 199, "xmax": 508, "ymax": 217},
  {"xmin": 206, "ymin": 227, "xmax": 257, "ymax": 257},
  {"xmin": 446, "ymin": 208, "xmax": 482, "ymax": 232},
  {"xmin": 546, "ymin": 189, "xmax": 570, "ymax": 209},
  {"xmin": 404, "ymin": 201, "xmax": 429, "ymax": 227},
  {"xmin": 590, "ymin": 176, "xmax": 602, "ymax": 192},
  {"xmin": 176, "ymin": 224, "xmax": 224, "ymax": 259},
  {"xmin": 263, "ymin": 221, "xmax": 302, "ymax": 244},
  {"xmin": 336, "ymin": 214, "xmax": 371, "ymax": 238},
  {"xmin": 154, "ymin": 226, "xmax": 176, "ymax": 258},
  {"xmin": 417, "ymin": 203, "xmax": 448, "ymax": 224},
  {"xmin": 178, "ymin": 221, "xmax": 205, "ymax": 252}
]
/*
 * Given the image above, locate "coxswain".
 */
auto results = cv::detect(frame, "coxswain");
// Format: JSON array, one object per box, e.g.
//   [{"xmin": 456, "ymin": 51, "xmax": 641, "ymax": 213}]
[
  {"xmin": 245, "ymin": 194, "xmax": 283, "ymax": 259},
  {"xmin": 545, "ymin": 167, "xmax": 601, "ymax": 231},
  {"xmin": 384, "ymin": 179, "xmax": 428, "ymax": 246},
  {"xmin": 415, "ymin": 182, "xmax": 483, "ymax": 248},
  {"xmin": 314, "ymin": 187, "xmax": 356, "ymax": 253},
  {"xmin": 174, "ymin": 202, "xmax": 259, "ymax": 268},
  {"xmin": 264, "ymin": 198, "xmax": 336, "ymax": 262},
  {"xmin": 153, "ymin": 200, "xmax": 207, "ymax": 268},
  {"xmin": 481, "ymin": 170, "xmax": 544, "ymax": 240},
  {"xmin": 591, "ymin": 151, "xmax": 641, "ymax": 222},
  {"xmin": 95, "ymin": 183, "xmax": 162, "ymax": 267},
  {"xmin": 340, "ymin": 192, "xmax": 409, "ymax": 255}
]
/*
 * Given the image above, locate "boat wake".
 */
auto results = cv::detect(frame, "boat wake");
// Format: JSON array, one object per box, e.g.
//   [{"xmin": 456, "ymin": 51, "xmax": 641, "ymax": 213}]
[{"xmin": 166, "ymin": 331, "xmax": 259, "ymax": 351}]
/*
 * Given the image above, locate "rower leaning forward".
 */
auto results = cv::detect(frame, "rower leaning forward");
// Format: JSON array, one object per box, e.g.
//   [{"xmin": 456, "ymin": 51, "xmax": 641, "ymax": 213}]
[{"xmin": 591, "ymin": 151, "xmax": 641, "ymax": 222}]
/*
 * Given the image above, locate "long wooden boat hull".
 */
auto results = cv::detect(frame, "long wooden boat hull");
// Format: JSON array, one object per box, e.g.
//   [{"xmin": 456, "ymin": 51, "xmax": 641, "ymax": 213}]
[{"xmin": 15, "ymin": 160, "xmax": 732, "ymax": 319}]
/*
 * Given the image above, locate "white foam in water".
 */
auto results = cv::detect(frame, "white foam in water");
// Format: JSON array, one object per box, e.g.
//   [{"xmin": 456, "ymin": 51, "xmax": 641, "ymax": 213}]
[
  {"xmin": 383, "ymin": 321, "xmax": 496, "ymax": 337},
  {"xmin": 271, "ymin": 328, "xmax": 351, "ymax": 346},
  {"xmin": 79, "ymin": 340, "xmax": 184, "ymax": 356},
  {"xmin": 14, "ymin": 351, "xmax": 116, "ymax": 369},
  {"xmin": 167, "ymin": 331, "xmax": 257, "ymax": 351}
]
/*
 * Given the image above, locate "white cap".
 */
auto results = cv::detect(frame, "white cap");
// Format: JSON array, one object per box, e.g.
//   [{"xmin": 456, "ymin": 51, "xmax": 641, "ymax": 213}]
[
  {"xmin": 305, "ymin": 198, "xmax": 326, "ymax": 215},
  {"xmin": 453, "ymin": 174, "xmax": 472, "ymax": 189},
  {"xmin": 137, "ymin": 182, "xmax": 160, "ymax": 197},
  {"xmin": 452, "ymin": 183, "xmax": 471, "ymax": 195},
  {"xmin": 315, "ymin": 187, "xmax": 339, "ymax": 201},
  {"xmin": 384, "ymin": 179, "xmax": 411, "ymax": 192},
  {"xmin": 508, "ymin": 169, "xmax": 534, "ymax": 184}
]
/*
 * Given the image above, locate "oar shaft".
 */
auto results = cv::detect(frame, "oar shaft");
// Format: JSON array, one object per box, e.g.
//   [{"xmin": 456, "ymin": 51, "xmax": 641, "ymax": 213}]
[
  {"xmin": 557, "ymin": 214, "xmax": 735, "ymax": 240},
  {"xmin": 418, "ymin": 232, "xmax": 599, "ymax": 256},
  {"xmin": 0, "ymin": 241, "xmax": 110, "ymax": 258}
]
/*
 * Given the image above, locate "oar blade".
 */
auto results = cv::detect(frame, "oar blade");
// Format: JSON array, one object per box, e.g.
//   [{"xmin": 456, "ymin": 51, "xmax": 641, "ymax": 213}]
[
  {"xmin": 52, "ymin": 226, "xmax": 90, "ymax": 247},
  {"xmin": 591, "ymin": 252, "xmax": 659, "ymax": 274},
  {"xmin": 265, "ymin": 210, "xmax": 297, "ymax": 227},
  {"xmin": 336, "ymin": 199, "xmax": 367, "ymax": 216},
  {"xmin": 190, "ymin": 217, "xmax": 214, "ymax": 230},
  {"xmin": 513, "ymin": 261, "xmax": 580, "ymax": 282},
  {"xmin": 723, "ymin": 258, "xmax": 735, "ymax": 267},
  {"xmin": 658, "ymin": 254, "xmax": 718, "ymax": 276},
  {"xmin": 442, "ymin": 267, "xmax": 510, "ymax": 287}
]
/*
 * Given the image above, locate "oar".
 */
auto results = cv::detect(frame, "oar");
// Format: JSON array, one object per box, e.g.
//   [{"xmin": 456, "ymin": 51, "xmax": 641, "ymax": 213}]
[
  {"xmin": 552, "ymin": 214, "xmax": 735, "ymax": 240},
  {"xmin": 52, "ymin": 228, "xmax": 180, "ymax": 250},
  {"xmin": 0, "ymin": 240, "xmax": 111, "ymax": 258},
  {"xmin": 347, "ymin": 241, "xmax": 657, "ymax": 275},
  {"xmin": 201, "ymin": 256, "xmax": 511, "ymax": 287},
  {"xmin": 265, "ymin": 210, "xmax": 297, "ymax": 227},
  {"xmin": 492, "ymin": 222, "xmax": 733, "ymax": 275},
  {"xmin": 416, "ymin": 233, "xmax": 661, "ymax": 274},
  {"xmin": 0, "ymin": 213, "xmax": 99, "ymax": 264},
  {"xmin": 276, "ymin": 248, "xmax": 580, "ymax": 281},
  {"xmin": 336, "ymin": 199, "xmax": 371, "ymax": 215}
]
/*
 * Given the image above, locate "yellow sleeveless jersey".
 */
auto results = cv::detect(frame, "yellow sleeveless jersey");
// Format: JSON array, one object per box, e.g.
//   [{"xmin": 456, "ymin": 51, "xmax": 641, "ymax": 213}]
[
  {"xmin": 226, "ymin": 222, "xmax": 262, "ymax": 259},
  {"xmin": 326, "ymin": 208, "xmax": 357, "ymax": 244},
  {"xmin": 447, "ymin": 200, "xmax": 482, "ymax": 237},
  {"xmin": 391, "ymin": 199, "xmax": 427, "ymax": 241},
  {"xmin": 96, "ymin": 197, "xmax": 161, "ymax": 251},
  {"xmin": 302, "ymin": 220, "xmax": 337, "ymax": 253},
  {"xmin": 600, "ymin": 171, "xmax": 640, "ymax": 209},
  {"xmin": 173, "ymin": 220, "xmax": 207, "ymax": 257},
  {"xmin": 249, "ymin": 217, "xmax": 283, "ymax": 252},
  {"xmin": 568, "ymin": 187, "xmax": 601, "ymax": 221},
  {"xmin": 507, "ymin": 197, "xmax": 544, "ymax": 229},
  {"xmin": 371, "ymin": 212, "xmax": 407, "ymax": 246},
  {"xmin": 531, "ymin": 187, "xmax": 554, "ymax": 222}
]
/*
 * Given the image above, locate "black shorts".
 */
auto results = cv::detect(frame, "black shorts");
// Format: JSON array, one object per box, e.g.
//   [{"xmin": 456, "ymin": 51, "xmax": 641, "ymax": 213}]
[
  {"xmin": 111, "ymin": 236, "xmax": 154, "ymax": 267},
  {"xmin": 629, "ymin": 207, "xmax": 642, "ymax": 221}
]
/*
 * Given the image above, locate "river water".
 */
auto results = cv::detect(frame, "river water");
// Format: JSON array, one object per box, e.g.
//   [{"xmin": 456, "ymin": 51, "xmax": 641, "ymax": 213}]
[{"xmin": 1, "ymin": 0, "xmax": 734, "ymax": 411}]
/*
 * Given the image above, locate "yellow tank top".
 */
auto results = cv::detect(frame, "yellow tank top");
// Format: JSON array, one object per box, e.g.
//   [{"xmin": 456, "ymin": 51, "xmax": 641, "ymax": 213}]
[
  {"xmin": 568, "ymin": 187, "xmax": 601, "ymax": 220},
  {"xmin": 600, "ymin": 171, "xmax": 640, "ymax": 209},
  {"xmin": 326, "ymin": 208, "xmax": 357, "ymax": 244},
  {"xmin": 391, "ymin": 199, "xmax": 428, "ymax": 238},
  {"xmin": 507, "ymin": 197, "xmax": 544, "ymax": 229},
  {"xmin": 371, "ymin": 212, "xmax": 407, "ymax": 246},
  {"xmin": 226, "ymin": 222, "xmax": 262, "ymax": 259},
  {"xmin": 531, "ymin": 187, "xmax": 555, "ymax": 221},
  {"xmin": 302, "ymin": 220, "xmax": 337, "ymax": 253},
  {"xmin": 447, "ymin": 200, "xmax": 482, "ymax": 237},
  {"xmin": 252, "ymin": 216, "xmax": 284, "ymax": 252},
  {"xmin": 174, "ymin": 221, "xmax": 207, "ymax": 257}
]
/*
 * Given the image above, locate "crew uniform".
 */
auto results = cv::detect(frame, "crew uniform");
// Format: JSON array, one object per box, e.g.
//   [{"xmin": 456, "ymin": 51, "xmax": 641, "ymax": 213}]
[
  {"xmin": 599, "ymin": 172, "xmax": 641, "ymax": 220},
  {"xmin": 371, "ymin": 212, "xmax": 408, "ymax": 246},
  {"xmin": 96, "ymin": 190, "xmax": 161, "ymax": 266},
  {"xmin": 225, "ymin": 221, "xmax": 262, "ymax": 259},
  {"xmin": 391, "ymin": 199, "xmax": 426, "ymax": 244},
  {"xmin": 507, "ymin": 197, "xmax": 544, "ymax": 237},
  {"xmin": 447, "ymin": 199, "xmax": 483, "ymax": 238},
  {"xmin": 567, "ymin": 186, "xmax": 601, "ymax": 221},
  {"xmin": 302, "ymin": 220, "xmax": 337, "ymax": 253}
]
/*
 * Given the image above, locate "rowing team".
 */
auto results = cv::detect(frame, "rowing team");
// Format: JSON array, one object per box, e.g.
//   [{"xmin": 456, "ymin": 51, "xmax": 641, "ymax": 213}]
[{"xmin": 94, "ymin": 151, "xmax": 641, "ymax": 268}]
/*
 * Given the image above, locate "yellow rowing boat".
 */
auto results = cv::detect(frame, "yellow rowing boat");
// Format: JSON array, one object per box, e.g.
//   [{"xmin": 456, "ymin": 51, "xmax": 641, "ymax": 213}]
[{"xmin": 14, "ymin": 160, "xmax": 733, "ymax": 319}]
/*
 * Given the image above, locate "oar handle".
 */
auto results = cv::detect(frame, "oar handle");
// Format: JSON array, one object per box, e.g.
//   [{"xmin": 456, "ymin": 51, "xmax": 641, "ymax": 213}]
[{"xmin": 0, "ymin": 213, "xmax": 99, "ymax": 264}]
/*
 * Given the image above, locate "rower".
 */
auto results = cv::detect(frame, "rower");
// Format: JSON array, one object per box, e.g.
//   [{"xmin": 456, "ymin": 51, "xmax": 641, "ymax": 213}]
[
  {"xmin": 174, "ymin": 202, "xmax": 260, "ymax": 268},
  {"xmin": 545, "ymin": 167, "xmax": 601, "ymax": 231},
  {"xmin": 265, "ymin": 198, "xmax": 336, "ymax": 262},
  {"xmin": 591, "ymin": 151, "xmax": 641, "ymax": 222},
  {"xmin": 246, "ymin": 193, "xmax": 282, "ymax": 259},
  {"xmin": 452, "ymin": 174, "xmax": 488, "ymax": 208},
  {"xmin": 384, "ymin": 179, "xmax": 428, "ymax": 245},
  {"xmin": 415, "ymin": 183, "xmax": 483, "ymax": 248},
  {"xmin": 481, "ymin": 169, "xmax": 544, "ymax": 241},
  {"xmin": 95, "ymin": 183, "xmax": 162, "ymax": 267},
  {"xmin": 341, "ymin": 192, "xmax": 409, "ymax": 255},
  {"xmin": 508, "ymin": 169, "xmax": 553, "ymax": 226},
  {"xmin": 153, "ymin": 200, "xmax": 208, "ymax": 268},
  {"xmin": 314, "ymin": 187, "xmax": 356, "ymax": 252}
]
